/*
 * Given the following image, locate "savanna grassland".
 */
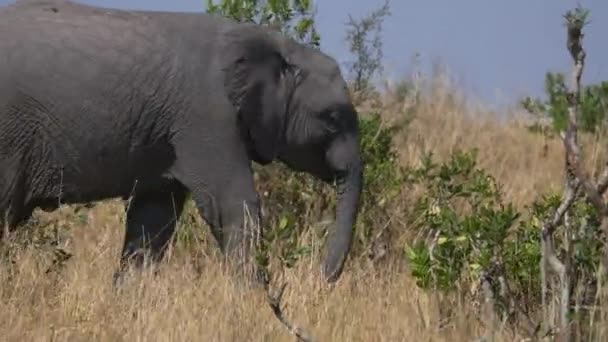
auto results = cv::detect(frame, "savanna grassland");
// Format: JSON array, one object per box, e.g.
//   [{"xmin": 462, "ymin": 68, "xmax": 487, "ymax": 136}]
[{"xmin": 2, "ymin": 65, "xmax": 607, "ymax": 342}]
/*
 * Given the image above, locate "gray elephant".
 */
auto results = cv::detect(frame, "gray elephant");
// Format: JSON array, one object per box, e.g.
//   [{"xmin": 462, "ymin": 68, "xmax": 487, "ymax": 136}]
[{"xmin": 0, "ymin": 0, "xmax": 363, "ymax": 285}]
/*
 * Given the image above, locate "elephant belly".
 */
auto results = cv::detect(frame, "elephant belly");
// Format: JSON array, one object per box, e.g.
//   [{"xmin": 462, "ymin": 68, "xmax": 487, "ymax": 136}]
[{"xmin": 23, "ymin": 137, "xmax": 179, "ymax": 210}]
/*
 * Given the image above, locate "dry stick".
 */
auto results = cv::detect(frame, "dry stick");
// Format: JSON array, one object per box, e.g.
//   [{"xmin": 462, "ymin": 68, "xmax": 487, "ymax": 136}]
[
  {"xmin": 44, "ymin": 248, "xmax": 73, "ymax": 274},
  {"xmin": 265, "ymin": 282, "xmax": 315, "ymax": 342},
  {"xmin": 541, "ymin": 173, "xmax": 579, "ymax": 339},
  {"xmin": 562, "ymin": 15, "xmax": 606, "ymax": 217},
  {"xmin": 562, "ymin": 4, "xmax": 608, "ymax": 265},
  {"xmin": 558, "ymin": 11, "xmax": 608, "ymax": 341},
  {"xmin": 480, "ymin": 271, "xmax": 496, "ymax": 341},
  {"xmin": 540, "ymin": 9, "xmax": 591, "ymax": 342},
  {"xmin": 244, "ymin": 205, "xmax": 315, "ymax": 342}
]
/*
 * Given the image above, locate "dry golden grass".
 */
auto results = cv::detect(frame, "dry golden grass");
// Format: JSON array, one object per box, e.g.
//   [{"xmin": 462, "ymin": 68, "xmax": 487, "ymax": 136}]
[
  {"xmin": 1, "ymin": 202, "xmax": 526, "ymax": 342},
  {"xmin": 384, "ymin": 72, "xmax": 608, "ymax": 209},
  {"xmin": 2, "ymin": 71, "xmax": 608, "ymax": 341}
]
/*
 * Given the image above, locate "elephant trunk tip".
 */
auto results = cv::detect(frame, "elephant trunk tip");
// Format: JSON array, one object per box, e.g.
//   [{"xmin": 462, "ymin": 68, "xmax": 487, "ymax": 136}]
[{"xmin": 323, "ymin": 253, "xmax": 349, "ymax": 283}]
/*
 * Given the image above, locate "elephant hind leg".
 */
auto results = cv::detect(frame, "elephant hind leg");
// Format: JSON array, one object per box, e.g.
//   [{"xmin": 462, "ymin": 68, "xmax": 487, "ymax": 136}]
[
  {"xmin": 0, "ymin": 193, "xmax": 33, "ymax": 242},
  {"xmin": 113, "ymin": 182, "xmax": 187, "ymax": 287},
  {"xmin": 0, "ymin": 163, "xmax": 33, "ymax": 237}
]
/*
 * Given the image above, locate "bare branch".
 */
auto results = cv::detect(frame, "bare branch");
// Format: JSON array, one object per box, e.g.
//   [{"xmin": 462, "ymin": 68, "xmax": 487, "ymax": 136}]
[
  {"xmin": 265, "ymin": 281, "xmax": 315, "ymax": 342},
  {"xmin": 480, "ymin": 271, "xmax": 496, "ymax": 339},
  {"xmin": 543, "ymin": 182, "xmax": 580, "ymax": 237},
  {"xmin": 540, "ymin": 7, "xmax": 592, "ymax": 341},
  {"xmin": 541, "ymin": 178, "xmax": 578, "ymax": 338},
  {"xmin": 242, "ymin": 202, "xmax": 315, "ymax": 342},
  {"xmin": 561, "ymin": 8, "xmax": 608, "ymax": 265}
]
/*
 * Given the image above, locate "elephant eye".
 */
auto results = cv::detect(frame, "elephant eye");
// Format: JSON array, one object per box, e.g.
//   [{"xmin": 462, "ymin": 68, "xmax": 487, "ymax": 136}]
[
  {"xmin": 320, "ymin": 109, "xmax": 337, "ymax": 122},
  {"xmin": 320, "ymin": 109, "xmax": 340, "ymax": 131}
]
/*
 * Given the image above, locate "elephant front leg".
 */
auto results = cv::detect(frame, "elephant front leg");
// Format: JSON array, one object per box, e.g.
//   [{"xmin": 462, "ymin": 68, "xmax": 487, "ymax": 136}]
[
  {"xmin": 189, "ymin": 177, "xmax": 266, "ymax": 287},
  {"xmin": 170, "ymin": 128, "xmax": 267, "ymax": 287},
  {"xmin": 219, "ymin": 189, "xmax": 264, "ymax": 283},
  {"xmin": 113, "ymin": 185, "xmax": 187, "ymax": 287}
]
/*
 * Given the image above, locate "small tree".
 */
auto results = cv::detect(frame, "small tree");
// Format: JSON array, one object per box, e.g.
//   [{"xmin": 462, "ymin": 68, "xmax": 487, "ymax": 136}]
[
  {"xmin": 206, "ymin": 0, "xmax": 320, "ymax": 47},
  {"xmin": 344, "ymin": 1, "xmax": 391, "ymax": 102}
]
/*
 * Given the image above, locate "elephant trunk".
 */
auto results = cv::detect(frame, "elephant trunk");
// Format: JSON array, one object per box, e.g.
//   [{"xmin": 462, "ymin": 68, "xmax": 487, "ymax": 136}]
[{"xmin": 323, "ymin": 141, "xmax": 363, "ymax": 283}]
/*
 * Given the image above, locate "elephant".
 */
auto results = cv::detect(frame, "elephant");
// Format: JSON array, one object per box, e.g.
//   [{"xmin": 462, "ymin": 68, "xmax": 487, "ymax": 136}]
[{"xmin": 0, "ymin": 0, "xmax": 363, "ymax": 285}]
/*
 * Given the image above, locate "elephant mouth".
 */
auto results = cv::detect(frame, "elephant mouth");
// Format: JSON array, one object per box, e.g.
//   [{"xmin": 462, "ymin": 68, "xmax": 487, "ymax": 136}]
[{"xmin": 277, "ymin": 145, "xmax": 333, "ymax": 180}]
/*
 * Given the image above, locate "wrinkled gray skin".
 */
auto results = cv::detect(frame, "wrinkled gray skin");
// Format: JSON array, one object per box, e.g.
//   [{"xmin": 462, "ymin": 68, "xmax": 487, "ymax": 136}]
[{"xmin": 0, "ymin": 0, "xmax": 362, "ymax": 285}]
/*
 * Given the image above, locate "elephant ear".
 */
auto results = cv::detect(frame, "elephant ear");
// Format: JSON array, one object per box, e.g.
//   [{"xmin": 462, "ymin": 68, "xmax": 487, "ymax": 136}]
[{"xmin": 222, "ymin": 28, "xmax": 297, "ymax": 164}]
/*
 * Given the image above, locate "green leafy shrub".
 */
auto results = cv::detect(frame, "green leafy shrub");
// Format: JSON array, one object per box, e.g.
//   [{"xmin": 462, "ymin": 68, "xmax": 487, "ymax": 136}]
[
  {"xmin": 521, "ymin": 72, "xmax": 608, "ymax": 134},
  {"xmin": 405, "ymin": 149, "xmax": 521, "ymax": 290},
  {"xmin": 354, "ymin": 112, "xmax": 405, "ymax": 249},
  {"xmin": 515, "ymin": 192, "xmax": 604, "ymax": 305},
  {"xmin": 404, "ymin": 148, "xmax": 605, "ymax": 322},
  {"xmin": 206, "ymin": 0, "xmax": 320, "ymax": 47}
]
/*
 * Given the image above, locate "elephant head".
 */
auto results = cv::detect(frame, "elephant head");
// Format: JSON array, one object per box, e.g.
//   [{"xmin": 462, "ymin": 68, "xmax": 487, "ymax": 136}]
[{"xmin": 221, "ymin": 24, "xmax": 363, "ymax": 283}]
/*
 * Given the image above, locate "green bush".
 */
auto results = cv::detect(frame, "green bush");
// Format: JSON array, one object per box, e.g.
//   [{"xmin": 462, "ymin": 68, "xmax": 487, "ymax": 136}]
[
  {"xmin": 206, "ymin": 0, "xmax": 320, "ymax": 47},
  {"xmin": 521, "ymin": 72, "xmax": 608, "ymax": 134},
  {"xmin": 405, "ymin": 149, "xmax": 521, "ymax": 290},
  {"xmin": 404, "ymin": 148, "xmax": 604, "ymax": 321}
]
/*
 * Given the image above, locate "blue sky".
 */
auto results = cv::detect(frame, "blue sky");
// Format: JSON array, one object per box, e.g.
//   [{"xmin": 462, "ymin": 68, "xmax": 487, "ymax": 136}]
[{"xmin": 2, "ymin": 0, "xmax": 607, "ymax": 109}]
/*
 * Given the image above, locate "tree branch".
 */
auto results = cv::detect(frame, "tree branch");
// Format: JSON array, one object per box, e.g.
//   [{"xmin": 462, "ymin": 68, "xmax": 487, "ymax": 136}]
[
  {"xmin": 242, "ymin": 202, "xmax": 316, "ymax": 342},
  {"xmin": 265, "ymin": 281, "xmax": 315, "ymax": 342},
  {"xmin": 561, "ymin": 9, "xmax": 608, "ymax": 264},
  {"xmin": 540, "ymin": 7, "xmax": 592, "ymax": 341}
]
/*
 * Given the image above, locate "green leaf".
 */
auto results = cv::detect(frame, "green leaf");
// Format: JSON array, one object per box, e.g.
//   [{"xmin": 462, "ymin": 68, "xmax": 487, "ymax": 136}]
[
  {"xmin": 278, "ymin": 216, "xmax": 288, "ymax": 230},
  {"xmin": 455, "ymin": 235, "xmax": 467, "ymax": 243}
]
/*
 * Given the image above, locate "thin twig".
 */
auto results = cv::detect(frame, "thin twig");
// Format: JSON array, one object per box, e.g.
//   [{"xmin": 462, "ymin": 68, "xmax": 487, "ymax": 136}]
[
  {"xmin": 265, "ymin": 282, "xmax": 315, "ymax": 342},
  {"xmin": 480, "ymin": 271, "xmax": 496, "ymax": 341},
  {"xmin": 239, "ymin": 202, "xmax": 315, "ymax": 342},
  {"xmin": 45, "ymin": 247, "xmax": 73, "ymax": 274}
]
